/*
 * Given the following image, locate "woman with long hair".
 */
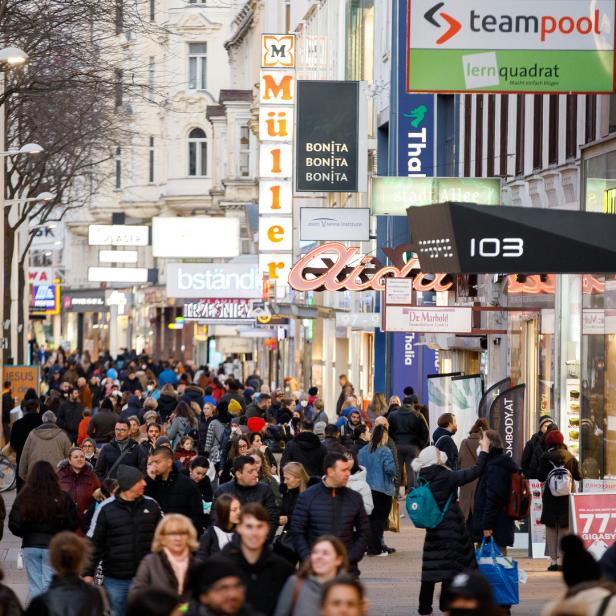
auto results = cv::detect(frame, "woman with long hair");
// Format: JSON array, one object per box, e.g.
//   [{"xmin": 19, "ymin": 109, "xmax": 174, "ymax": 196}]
[
  {"xmin": 196, "ymin": 494, "xmax": 241, "ymax": 561},
  {"xmin": 274, "ymin": 536, "xmax": 348, "ymax": 616},
  {"xmin": 248, "ymin": 448, "xmax": 281, "ymax": 505},
  {"xmin": 219, "ymin": 434, "xmax": 250, "ymax": 484},
  {"xmin": 9, "ymin": 461, "xmax": 80, "ymax": 598},
  {"xmin": 129, "ymin": 514, "xmax": 197, "ymax": 602},
  {"xmin": 358, "ymin": 425, "xmax": 397, "ymax": 556},
  {"xmin": 249, "ymin": 431, "xmax": 277, "ymax": 474},
  {"xmin": 167, "ymin": 401, "xmax": 197, "ymax": 448},
  {"xmin": 367, "ymin": 393, "xmax": 387, "ymax": 427},
  {"xmin": 459, "ymin": 417, "xmax": 490, "ymax": 527}
]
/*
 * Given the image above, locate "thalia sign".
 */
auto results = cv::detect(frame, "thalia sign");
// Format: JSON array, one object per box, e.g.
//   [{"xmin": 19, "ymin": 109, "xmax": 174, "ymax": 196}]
[{"xmin": 166, "ymin": 263, "xmax": 262, "ymax": 299}]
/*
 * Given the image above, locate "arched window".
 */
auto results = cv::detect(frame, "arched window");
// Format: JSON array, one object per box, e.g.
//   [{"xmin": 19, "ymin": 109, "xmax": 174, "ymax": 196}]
[{"xmin": 188, "ymin": 128, "xmax": 207, "ymax": 176}]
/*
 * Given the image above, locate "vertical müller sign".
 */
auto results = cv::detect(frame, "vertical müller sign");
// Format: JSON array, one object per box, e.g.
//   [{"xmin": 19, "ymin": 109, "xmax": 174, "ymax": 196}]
[{"xmin": 258, "ymin": 34, "xmax": 296, "ymax": 297}]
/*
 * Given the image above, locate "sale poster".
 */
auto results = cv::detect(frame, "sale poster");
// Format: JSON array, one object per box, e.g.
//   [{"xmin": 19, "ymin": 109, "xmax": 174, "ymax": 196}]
[
  {"xmin": 570, "ymin": 492, "xmax": 616, "ymax": 560},
  {"xmin": 529, "ymin": 479, "xmax": 547, "ymax": 559}
]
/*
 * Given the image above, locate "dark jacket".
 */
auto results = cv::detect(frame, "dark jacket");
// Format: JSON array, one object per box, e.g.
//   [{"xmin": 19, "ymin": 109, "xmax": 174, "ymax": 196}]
[
  {"xmin": 215, "ymin": 480, "xmax": 279, "ymax": 541},
  {"xmin": 280, "ymin": 432, "xmax": 327, "ymax": 478},
  {"xmin": 221, "ymin": 538, "xmax": 294, "ymax": 616},
  {"xmin": 279, "ymin": 487, "xmax": 300, "ymax": 531},
  {"xmin": 120, "ymin": 376, "xmax": 141, "ymax": 394},
  {"xmin": 129, "ymin": 550, "xmax": 195, "ymax": 601},
  {"xmin": 472, "ymin": 449, "xmax": 517, "ymax": 547},
  {"xmin": 196, "ymin": 525, "xmax": 235, "ymax": 561},
  {"xmin": 418, "ymin": 452, "xmax": 487, "ymax": 583},
  {"xmin": 84, "ymin": 494, "xmax": 163, "ymax": 578},
  {"xmin": 184, "ymin": 601, "xmax": 263, "ymax": 616},
  {"xmin": 521, "ymin": 431, "xmax": 547, "ymax": 479},
  {"xmin": 57, "ymin": 400, "xmax": 84, "ymax": 443},
  {"xmin": 86, "ymin": 409, "xmax": 118, "ymax": 443},
  {"xmin": 184, "ymin": 385, "xmax": 205, "ymax": 410},
  {"xmin": 94, "ymin": 439, "xmax": 146, "ymax": 480},
  {"xmin": 323, "ymin": 437, "xmax": 345, "ymax": 455},
  {"xmin": 57, "ymin": 462, "xmax": 100, "ymax": 525},
  {"xmin": 388, "ymin": 404, "xmax": 429, "ymax": 448},
  {"xmin": 290, "ymin": 480, "xmax": 369, "ymax": 568},
  {"xmin": 0, "ymin": 583, "xmax": 23, "ymax": 616},
  {"xmin": 458, "ymin": 433, "xmax": 481, "ymax": 521},
  {"xmin": 600, "ymin": 541, "xmax": 616, "ymax": 582},
  {"xmin": 536, "ymin": 444, "xmax": 582, "ymax": 528},
  {"xmin": 145, "ymin": 469, "xmax": 204, "ymax": 534},
  {"xmin": 432, "ymin": 427, "xmax": 459, "ymax": 470},
  {"xmin": 25, "ymin": 574, "xmax": 106, "ymax": 616},
  {"xmin": 245, "ymin": 402, "xmax": 271, "ymax": 421},
  {"xmin": 157, "ymin": 393, "xmax": 178, "ymax": 423},
  {"xmin": 10, "ymin": 412, "xmax": 42, "ymax": 465},
  {"xmin": 9, "ymin": 492, "xmax": 80, "ymax": 549}
]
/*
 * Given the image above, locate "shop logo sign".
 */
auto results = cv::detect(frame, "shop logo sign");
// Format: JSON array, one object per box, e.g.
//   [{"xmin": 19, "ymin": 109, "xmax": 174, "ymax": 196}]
[
  {"xmin": 424, "ymin": 2, "xmax": 461, "ymax": 44},
  {"xmin": 403, "ymin": 105, "xmax": 428, "ymax": 128},
  {"xmin": 262, "ymin": 35, "xmax": 296, "ymax": 68}
]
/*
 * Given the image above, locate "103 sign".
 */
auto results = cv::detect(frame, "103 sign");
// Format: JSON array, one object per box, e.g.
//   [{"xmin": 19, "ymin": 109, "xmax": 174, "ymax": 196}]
[{"xmin": 470, "ymin": 237, "xmax": 524, "ymax": 258}]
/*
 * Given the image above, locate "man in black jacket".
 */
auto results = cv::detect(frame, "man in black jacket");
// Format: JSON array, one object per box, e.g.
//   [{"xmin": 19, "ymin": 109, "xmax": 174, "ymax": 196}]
[
  {"xmin": 521, "ymin": 415, "xmax": 555, "ymax": 479},
  {"xmin": 245, "ymin": 393, "xmax": 272, "ymax": 420},
  {"xmin": 220, "ymin": 503, "xmax": 293, "ymax": 616},
  {"xmin": 85, "ymin": 465, "xmax": 162, "ymax": 616},
  {"xmin": 280, "ymin": 420, "xmax": 327, "ymax": 478},
  {"xmin": 57, "ymin": 387, "xmax": 84, "ymax": 444},
  {"xmin": 95, "ymin": 420, "xmax": 146, "ymax": 480},
  {"xmin": 432, "ymin": 413, "xmax": 459, "ymax": 470},
  {"xmin": 388, "ymin": 400, "xmax": 429, "ymax": 491},
  {"xmin": 290, "ymin": 452, "xmax": 369, "ymax": 576},
  {"xmin": 87, "ymin": 398, "xmax": 119, "ymax": 445},
  {"xmin": 215, "ymin": 455, "xmax": 278, "ymax": 541},
  {"xmin": 145, "ymin": 446, "xmax": 204, "ymax": 534},
  {"xmin": 10, "ymin": 398, "xmax": 41, "ymax": 490}
]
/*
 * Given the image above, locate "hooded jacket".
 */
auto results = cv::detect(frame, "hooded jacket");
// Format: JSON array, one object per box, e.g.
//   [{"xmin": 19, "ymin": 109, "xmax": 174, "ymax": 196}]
[
  {"xmin": 119, "ymin": 397, "xmax": 143, "ymax": 422},
  {"xmin": 26, "ymin": 574, "xmax": 107, "ymax": 616},
  {"xmin": 280, "ymin": 431, "xmax": 327, "ymax": 478},
  {"xmin": 158, "ymin": 392, "xmax": 178, "ymax": 423},
  {"xmin": 87, "ymin": 407, "xmax": 119, "ymax": 443},
  {"xmin": 432, "ymin": 426, "xmax": 459, "ymax": 470},
  {"xmin": 57, "ymin": 460, "xmax": 100, "ymax": 525},
  {"xmin": 388, "ymin": 404, "xmax": 429, "ymax": 448},
  {"xmin": 57, "ymin": 399, "xmax": 84, "ymax": 441},
  {"xmin": 347, "ymin": 466, "xmax": 374, "ymax": 515},
  {"xmin": 18, "ymin": 423, "xmax": 72, "ymax": 480}
]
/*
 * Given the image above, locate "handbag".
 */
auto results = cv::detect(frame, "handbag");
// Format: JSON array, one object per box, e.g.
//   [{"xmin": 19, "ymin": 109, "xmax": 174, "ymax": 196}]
[
  {"xmin": 475, "ymin": 538, "xmax": 519, "ymax": 606},
  {"xmin": 386, "ymin": 497, "xmax": 400, "ymax": 533},
  {"xmin": 274, "ymin": 530, "xmax": 296, "ymax": 553}
]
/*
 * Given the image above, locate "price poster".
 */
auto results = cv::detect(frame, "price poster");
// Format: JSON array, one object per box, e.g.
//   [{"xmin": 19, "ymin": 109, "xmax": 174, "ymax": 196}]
[
  {"xmin": 570, "ymin": 492, "xmax": 616, "ymax": 560},
  {"xmin": 529, "ymin": 479, "xmax": 547, "ymax": 559}
]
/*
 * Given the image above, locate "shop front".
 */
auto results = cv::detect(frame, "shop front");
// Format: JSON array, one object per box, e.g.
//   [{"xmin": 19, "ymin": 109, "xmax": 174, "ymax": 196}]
[{"xmin": 61, "ymin": 289, "xmax": 110, "ymax": 358}]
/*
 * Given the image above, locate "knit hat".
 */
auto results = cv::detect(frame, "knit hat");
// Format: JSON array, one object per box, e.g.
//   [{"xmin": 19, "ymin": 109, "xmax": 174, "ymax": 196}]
[
  {"xmin": 539, "ymin": 415, "xmax": 554, "ymax": 430},
  {"xmin": 308, "ymin": 386, "xmax": 318, "ymax": 396},
  {"xmin": 116, "ymin": 465, "xmax": 143, "ymax": 492},
  {"xmin": 411, "ymin": 445, "xmax": 448, "ymax": 472},
  {"xmin": 203, "ymin": 395, "xmax": 217, "ymax": 407},
  {"xmin": 228, "ymin": 399, "xmax": 243, "ymax": 416},
  {"xmin": 247, "ymin": 417, "xmax": 266, "ymax": 433},
  {"xmin": 545, "ymin": 430, "xmax": 564, "ymax": 448},
  {"xmin": 561, "ymin": 535, "xmax": 601, "ymax": 587},
  {"xmin": 191, "ymin": 556, "xmax": 243, "ymax": 597},
  {"xmin": 156, "ymin": 436, "xmax": 171, "ymax": 448}
]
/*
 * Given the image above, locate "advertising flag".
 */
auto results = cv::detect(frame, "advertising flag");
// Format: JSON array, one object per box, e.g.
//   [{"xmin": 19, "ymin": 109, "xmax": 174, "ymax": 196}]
[
  {"xmin": 479, "ymin": 377, "xmax": 512, "ymax": 418},
  {"xmin": 488, "ymin": 384, "xmax": 526, "ymax": 465}
]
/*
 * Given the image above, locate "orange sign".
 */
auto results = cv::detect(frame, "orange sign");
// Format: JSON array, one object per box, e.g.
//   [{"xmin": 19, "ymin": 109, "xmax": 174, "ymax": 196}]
[
  {"xmin": 261, "ymin": 34, "xmax": 296, "ymax": 68},
  {"xmin": 3, "ymin": 365, "xmax": 39, "ymax": 404}
]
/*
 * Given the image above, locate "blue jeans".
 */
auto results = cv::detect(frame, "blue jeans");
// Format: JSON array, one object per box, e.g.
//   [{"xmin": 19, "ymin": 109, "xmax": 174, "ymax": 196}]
[
  {"xmin": 104, "ymin": 577, "xmax": 131, "ymax": 616},
  {"xmin": 22, "ymin": 547, "xmax": 53, "ymax": 599}
]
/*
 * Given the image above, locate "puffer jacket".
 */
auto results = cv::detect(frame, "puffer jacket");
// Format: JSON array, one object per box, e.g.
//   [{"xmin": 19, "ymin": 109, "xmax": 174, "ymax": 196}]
[
  {"xmin": 347, "ymin": 466, "xmax": 374, "ymax": 515},
  {"xmin": 57, "ymin": 400, "xmax": 84, "ymax": 443},
  {"xmin": 418, "ymin": 452, "xmax": 487, "ymax": 583},
  {"xmin": 84, "ymin": 494, "xmax": 163, "ymax": 579},
  {"xmin": 290, "ymin": 480, "xmax": 369, "ymax": 567},
  {"xmin": 357, "ymin": 444, "xmax": 396, "ymax": 496},
  {"xmin": 388, "ymin": 404, "xmax": 429, "ymax": 448},
  {"xmin": 18, "ymin": 423, "xmax": 72, "ymax": 480},
  {"xmin": 57, "ymin": 461, "xmax": 100, "ymax": 525},
  {"xmin": 26, "ymin": 574, "xmax": 107, "ymax": 616},
  {"xmin": 280, "ymin": 432, "xmax": 327, "ymax": 478}
]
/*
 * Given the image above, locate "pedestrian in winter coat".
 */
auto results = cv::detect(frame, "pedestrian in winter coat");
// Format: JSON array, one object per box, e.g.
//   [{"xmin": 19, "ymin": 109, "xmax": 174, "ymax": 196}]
[
  {"xmin": 274, "ymin": 536, "xmax": 348, "ymax": 616},
  {"xmin": 202, "ymin": 404, "xmax": 225, "ymax": 463},
  {"xmin": 412, "ymin": 435, "xmax": 490, "ymax": 616},
  {"xmin": 280, "ymin": 420, "xmax": 327, "ymax": 478},
  {"xmin": 167, "ymin": 401, "xmax": 197, "ymax": 448},
  {"xmin": 345, "ymin": 451, "xmax": 374, "ymax": 516},
  {"xmin": 536, "ymin": 429, "xmax": 582, "ymax": 570},
  {"xmin": 290, "ymin": 452, "xmax": 370, "ymax": 576},
  {"xmin": 245, "ymin": 394, "xmax": 273, "ymax": 421},
  {"xmin": 358, "ymin": 425, "xmax": 396, "ymax": 556},
  {"xmin": 129, "ymin": 514, "xmax": 197, "ymax": 602},
  {"xmin": 157, "ymin": 385, "xmax": 178, "ymax": 423},
  {"xmin": 87, "ymin": 398, "xmax": 119, "ymax": 444},
  {"xmin": 10, "ymin": 398, "xmax": 42, "ymax": 489},
  {"xmin": 374, "ymin": 416, "xmax": 401, "ymax": 491},
  {"xmin": 432, "ymin": 413, "xmax": 459, "ymax": 470},
  {"xmin": 94, "ymin": 420, "xmax": 146, "ymax": 481},
  {"xmin": 9, "ymin": 461, "xmax": 80, "ymax": 599},
  {"xmin": 19, "ymin": 411, "xmax": 72, "ymax": 481},
  {"xmin": 84, "ymin": 465, "xmax": 163, "ymax": 616},
  {"xmin": 57, "ymin": 388, "xmax": 84, "ymax": 444},
  {"xmin": 196, "ymin": 493, "xmax": 241, "ymax": 561},
  {"xmin": 57, "ymin": 448, "xmax": 100, "ymax": 530},
  {"xmin": 458, "ymin": 418, "xmax": 489, "ymax": 525},
  {"xmin": 521, "ymin": 415, "xmax": 556, "ymax": 479},
  {"xmin": 119, "ymin": 396, "xmax": 143, "ymax": 424},
  {"xmin": 600, "ymin": 540, "xmax": 616, "ymax": 581},
  {"xmin": 25, "ymin": 531, "xmax": 107, "ymax": 616},
  {"xmin": 472, "ymin": 430, "xmax": 517, "ymax": 552}
]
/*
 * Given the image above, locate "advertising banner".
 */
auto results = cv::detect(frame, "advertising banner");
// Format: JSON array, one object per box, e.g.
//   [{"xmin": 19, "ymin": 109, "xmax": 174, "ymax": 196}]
[
  {"xmin": 166, "ymin": 263, "xmax": 261, "ymax": 299},
  {"xmin": 427, "ymin": 372, "xmax": 462, "ymax": 434},
  {"xmin": 299, "ymin": 207, "xmax": 370, "ymax": 242},
  {"xmin": 451, "ymin": 374, "xmax": 483, "ymax": 446},
  {"xmin": 295, "ymin": 81, "xmax": 366, "ymax": 192},
  {"xmin": 529, "ymin": 479, "xmax": 547, "ymax": 559},
  {"xmin": 488, "ymin": 384, "xmax": 526, "ymax": 465},
  {"xmin": 3, "ymin": 365, "xmax": 39, "ymax": 404},
  {"xmin": 183, "ymin": 299, "xmax": 254, "ymax": 321},
  {"xmin": 384, "ymin": 306, "xmax": 473, "ymax": 333},
  {"xmin": 571, "ymin": 492, "xmax": 616, "ymax": 559},
  {"xmin": 407, "ymin": 0, "xmax": 616, "ymax": 94},
  {"xmin": 478, "ymin": 377, "xmax": 512, "ymax": 418},
  {"xmin": 30, "ymin": 285, "xmax": 60, "ymax": 315}
]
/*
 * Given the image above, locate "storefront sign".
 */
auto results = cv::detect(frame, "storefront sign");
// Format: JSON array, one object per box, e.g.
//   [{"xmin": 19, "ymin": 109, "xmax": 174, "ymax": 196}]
[
  {"xmin": 296, "ymin": 81, "xmax": 366, "ymax": 192},
  {"xmin": 407, "ymin": 0, "xmax": 616, "ymax": 93},
  {"xmin": 299, "ymin": 208, "xmax": 370, "ymax": 242},
  {"xmin": 478, "ymin": 377, "xmax": 512, "ymax": 419},
  {"xmin": 383, "ymin": 306, "xmax": 473, "ymax": 333},
  {"xmin": 372, "ymin": 177, "xmax": 501, "ymax": 215},
  {"xmin": 28, "ymin": 267, "xmax": 55, "ymax": 285},
  {"xmin": 88, "ymin": 224, "xmax": 148, "ymax": 247},
  {"xmin": 391, "ymin": 332, "xmax": 438, "ymax": 405},
  {"xmin": 183, "ymin": 299, "xmax": 253, "ymax": 321},
  {"xmin": 258, "ymin": 216, "xmax": 293, "ymax": 252},
  {"xmin": 488, "ymin": 384, "xmax": 526, "ymax": 465},
  {"xmin": 88, "ymin": 267, "xmax": 148, "ymax": 283},
  {"xmin": 385, "ymin": 278, "xmax": 414, "ymax": 305},
  {"xmin": 30, "ymin": 221, "xmax": 64, "ymax": 251},
  {"xmin": 62, "ymin": 289, "xmax": 109, "ymax": 312},
  {"xmin": 166, "ymin": 263, "xmax": 261, "ymax": 299},
  {"xmin": 3, "ymin": 365, "xmax": 39, "ymax": 403},
  {"xmin": 571, "ymin": 492, "xmax": 616, "ymax": 559},
  {"xmin": 335, "ymin": 312, "xmax": 382, "ymax": 329},
  {"xmin": 288, "ymin": 242, "xmax": 453, "ymax": 292},
  {"xmin": 31, "ymin": 285, "xmax": 60, "ymax": 315}
]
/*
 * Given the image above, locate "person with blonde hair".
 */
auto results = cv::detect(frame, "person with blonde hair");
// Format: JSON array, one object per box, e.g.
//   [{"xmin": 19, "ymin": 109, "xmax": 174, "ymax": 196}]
[{"xmin": 129, "ymin": 513, "xmax": 197, "ymax": 602}]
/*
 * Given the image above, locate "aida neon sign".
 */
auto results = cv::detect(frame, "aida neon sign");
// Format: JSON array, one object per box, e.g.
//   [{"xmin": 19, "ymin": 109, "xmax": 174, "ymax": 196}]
[{"xmin": 288, "ymin": 242, "xmax": 453, "ymax": 292}]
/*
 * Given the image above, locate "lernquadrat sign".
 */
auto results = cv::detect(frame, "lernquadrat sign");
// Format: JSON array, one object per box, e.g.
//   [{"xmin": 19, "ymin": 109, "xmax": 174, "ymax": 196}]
[{"xmin": 408, "ymin": 0, "xmax": 616, "ymax": 93}]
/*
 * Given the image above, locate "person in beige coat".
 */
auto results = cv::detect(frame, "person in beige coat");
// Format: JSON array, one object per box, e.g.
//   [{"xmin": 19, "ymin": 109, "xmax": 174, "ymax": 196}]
[
  {"xmin": 458, "ymin": 418, "xmax": 489, "ymax": 527},
  {"xmin": 19, "ymin": 410, "xmax": 71, "ymax": 480}
]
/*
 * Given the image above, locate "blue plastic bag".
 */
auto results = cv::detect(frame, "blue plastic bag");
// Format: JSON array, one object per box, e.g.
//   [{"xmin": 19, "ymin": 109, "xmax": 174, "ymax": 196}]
[{"xmin": 475, "ymin": 538, "xmax": 519, "ymax": 606}]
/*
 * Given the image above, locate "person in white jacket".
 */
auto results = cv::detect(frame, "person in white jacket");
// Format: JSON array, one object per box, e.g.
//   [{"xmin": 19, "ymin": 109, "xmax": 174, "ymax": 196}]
[{"xmin": 346, "ymin": 450, "xmax": 374, "ymax": 515}]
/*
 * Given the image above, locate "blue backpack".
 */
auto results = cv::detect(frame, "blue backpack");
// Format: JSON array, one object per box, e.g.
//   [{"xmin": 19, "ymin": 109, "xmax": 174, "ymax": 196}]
[{"xmin": 406, "ymin": 479, "xmax": 453, "ymax": 529}]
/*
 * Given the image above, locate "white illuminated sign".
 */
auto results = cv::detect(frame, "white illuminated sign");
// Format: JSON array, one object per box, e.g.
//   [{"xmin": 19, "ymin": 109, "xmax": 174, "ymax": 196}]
[
  {"xmin": 99, "ymin": 250, "xmax": 138, "ymax": 264},
  {"xmin": 88, "ymin": 267, "xmax": 148, "ymax": 283},
  {"xmin": 88, "ymin": 225, "xmax": 149, "ymax": 247},
  {"xmin": 258, "ymin": 216, "xmax": 293, "ymax": 252},
  {"xmin": 166, "ymin": 263, "xmax": 262, "ymax": 299}
]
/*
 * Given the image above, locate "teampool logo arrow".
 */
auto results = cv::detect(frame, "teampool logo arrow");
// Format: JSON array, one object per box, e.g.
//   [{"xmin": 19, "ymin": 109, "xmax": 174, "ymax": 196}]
[{"xmin": 424, "ymin": 2, "xmax": 461, "ymax": 44}]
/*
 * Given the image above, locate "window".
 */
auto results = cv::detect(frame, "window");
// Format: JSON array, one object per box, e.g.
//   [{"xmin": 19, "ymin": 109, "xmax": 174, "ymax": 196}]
[
  {"xmin": 188, "ymin": 128, "xmax": 207, "ymax": 176},
  {"xmin": 515, "ymin": 95, "xmax": 525, "ymax": 176},
  {"xmin": 239, "ymin": 125, "xmax": 250, "ymax": 177},
  {"xmin": 548, "ymin": 95, "xmax": 559, "ymax": 165},
  {"xmin": 148, "ymin": 57, "xmax": 155, "ymax": 99},
  {"xmin": 566, "ymin": 95, "xmax": 578, "ymax": 160},
  {"xmin": 188, "ymin": 43, "xmax": 207, "ymax": 90},
  {"xmin": 149, "ymin": 0, "xmax": 155, "ymax": 21},
  {"xmin": 487, "ymin": 95, "xmax": 495, "ymax": 177},
  {"xmin": 148, "ymin": 137, "xmax": 155, "ymax": 183},
  {"xmin": 114, "ymin": 69, "xmax": 123, "ymax": 108},
  {"xmin": 115, "ymin": 147, "xmax": 122, "ymax": 189},
  {"xmin": 475, "ymin": 96, "xmax": 483, "ymax": 177},
  {"xmin": 586, "ymin": 95, "xmax": 597, "ymax": 144},
  {"xmin": 533, "ymin": 96, "xmax": 543, "ymax": 170},
  {"xmin": 499, "ymin": 95, "xmax": 509, "ymax": 177}
]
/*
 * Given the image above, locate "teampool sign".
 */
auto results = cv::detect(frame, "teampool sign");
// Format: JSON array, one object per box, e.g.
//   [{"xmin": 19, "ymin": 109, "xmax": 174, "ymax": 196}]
[{"xmin": 407, "ymin": 0, "xmax": 616, "ymax": 93}]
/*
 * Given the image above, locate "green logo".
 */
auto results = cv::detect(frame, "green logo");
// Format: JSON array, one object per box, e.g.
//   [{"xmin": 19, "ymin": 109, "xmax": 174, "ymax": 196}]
[{"xmin": 403, "ymin": 105, "xmax": 427, "ymax": 128}]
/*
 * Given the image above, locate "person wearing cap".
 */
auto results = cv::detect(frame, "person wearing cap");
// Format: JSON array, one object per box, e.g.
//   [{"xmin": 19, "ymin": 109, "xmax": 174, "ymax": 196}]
[
  {"xmin": 245, "ymin": 393, "xmax": 272, "ymax": 421},
  {"xmin": 95, "ymin": 420, "xmax": 147, "ymax": 481},
  {"xmin": 87, "ymin": 397, "xmax": 120, "ymax": 446},
  {"xmin": 443, "ymin": 571, "xmax": 502, "ymax": 616},
  {"xmin": 521, "ymin": 414, "xmax": 557, "ymax": 479},
  {"xmin": 85, "ymin": 464, "xmax": 162, "ymax": 616},
  {"xmin": 220, "ymin": 380, "xmax": 246, "ymax": 413},
  {"xmin": 536, "ymin": 429, "xmax": 582, "ymax": 571},
  {"xmin": 280, "ymin": 419, "xmax": 327, "ymax": 480},
  {"xmin": 57, "ymin": 386, "xmax": 85, "ymax": 444},
  {"xmin": 185, "ymin": 555, "xmax": 264, "ymax": 616}
]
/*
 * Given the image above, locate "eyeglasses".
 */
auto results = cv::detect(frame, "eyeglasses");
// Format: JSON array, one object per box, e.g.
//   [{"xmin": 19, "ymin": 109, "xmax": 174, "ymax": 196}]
[{"xmin": 82, "ymin": 444, "xmax": 95, "ymax": 449}]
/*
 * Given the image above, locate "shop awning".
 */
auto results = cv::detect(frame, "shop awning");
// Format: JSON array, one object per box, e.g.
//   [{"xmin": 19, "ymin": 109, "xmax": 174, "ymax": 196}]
[{"xmin": 406, "ymin": 202, "xmax": 616, "ymax": 274}]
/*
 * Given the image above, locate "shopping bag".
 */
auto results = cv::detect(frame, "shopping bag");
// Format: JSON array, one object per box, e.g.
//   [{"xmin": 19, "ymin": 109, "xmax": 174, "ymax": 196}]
[
  {"xmin": 386, "ymin": 497, "xmax": 400, "ymax": 532},
  {"xmin": 475, "ymin": 538, "xmax": 519, "ymax": 606}
]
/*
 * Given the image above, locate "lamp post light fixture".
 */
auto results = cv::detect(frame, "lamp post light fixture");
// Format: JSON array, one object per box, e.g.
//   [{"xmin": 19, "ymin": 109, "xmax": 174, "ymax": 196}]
[
  {"xmin": 4, "ymin": 191, "xmax": 55, "ymax": 206},
  {"xmin": 0, "ymin": 47, "xmax": 28, "ymax": 66},
  {"xmin": 0, "ymin": 142, "xmax": 44, "ymax": 158}
]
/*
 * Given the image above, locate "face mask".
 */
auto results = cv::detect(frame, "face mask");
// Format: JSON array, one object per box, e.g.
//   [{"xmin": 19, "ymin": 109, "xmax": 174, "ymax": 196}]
[{"xmin": 300, "ymin": 400, "xmax": 308, "ymax": 408}]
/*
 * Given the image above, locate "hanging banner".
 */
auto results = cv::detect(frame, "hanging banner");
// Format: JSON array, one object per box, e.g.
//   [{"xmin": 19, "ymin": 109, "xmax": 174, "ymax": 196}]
[
  {"xmin": 3, "ymin": 366, "xmax": 40, "ymax": 404},
  {"xmin": 488, "ymin": 384, "xmax": 526, "ymax": 465},
  {"xmin": 451, "ymin": 374, "xmax": 483, "ymax": 446},
  {"xmin": 427, "ymin": 372, "xmax": 462, "ymax": 434},
  {"xmin": 478, "ymin": 377, "xmax": 512, "ymax": 418},
  {"xmin": 570, "ymin": 492, "xmax": 616, "ymax": 560}
]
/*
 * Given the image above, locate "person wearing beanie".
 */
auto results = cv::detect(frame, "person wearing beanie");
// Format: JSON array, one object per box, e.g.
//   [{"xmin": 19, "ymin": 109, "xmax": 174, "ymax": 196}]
[
  {"xmin": 247, "ymin": 416, "xmax": 266, "ymax": 434},
  {"xmin": 537, "ymin": 430, "xmax": 582, "ymax": 571},
  {"xmin": 228, "ymin": 398, "xmax": 244, "ymax": 417},
  {"xmin": 521, "ymin": 414, "xmax": 557, "ymax": 479},
  {"xmin": 280, "ymin": 419, "xmax": 328, "ymax": 479},
  {"xmin": 444, "ymin": 570, "xmax": 502, "ymax": 616},
  {"xmin": 220, "ymin": 380, "xmax": 246, "ymax": 413},
  {"xmin": 84, "ymin": 464, "xmax": 162, "ymax": 616}
]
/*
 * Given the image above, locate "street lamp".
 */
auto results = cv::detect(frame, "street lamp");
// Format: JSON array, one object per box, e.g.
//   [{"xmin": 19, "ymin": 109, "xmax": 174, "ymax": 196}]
[
  {"xmin": 4, "ymin": 191, "xmax": 54, "ymax": 206},
  {"xmin": 0, "ymin": 143, "xmax": 44, "ymax": 158},
  {"xmin": 0, "ymin": 48, "xmax": 28, "ymax": 66}
]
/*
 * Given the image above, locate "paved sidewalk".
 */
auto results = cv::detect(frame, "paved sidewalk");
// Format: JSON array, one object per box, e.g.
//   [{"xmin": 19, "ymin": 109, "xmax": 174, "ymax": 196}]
[{"xmin": 0, "ymin": 488, "xmax": 565, "ymax": 614}]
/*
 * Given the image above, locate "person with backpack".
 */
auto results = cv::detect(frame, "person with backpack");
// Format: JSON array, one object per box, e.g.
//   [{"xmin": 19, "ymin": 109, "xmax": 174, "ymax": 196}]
[
  {"xmin": 410, "ymin": 432, "xmax": 490, "ymax": 615},
  {"xmin": 536, "ymin": 429, "xmax": 582, "ymax": 571},
  {"xmin": 521, "ymin": 415, "xmax": 556, "ymax": 479}
]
